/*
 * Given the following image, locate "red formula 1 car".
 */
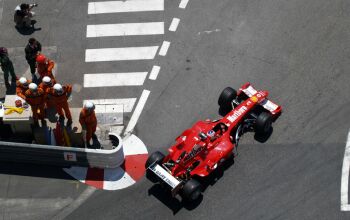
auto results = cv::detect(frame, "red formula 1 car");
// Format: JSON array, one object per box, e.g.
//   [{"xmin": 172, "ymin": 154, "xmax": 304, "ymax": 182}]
[{"xmin": 145, "ymin": 83, "xmax": 282, "ymax": 201}]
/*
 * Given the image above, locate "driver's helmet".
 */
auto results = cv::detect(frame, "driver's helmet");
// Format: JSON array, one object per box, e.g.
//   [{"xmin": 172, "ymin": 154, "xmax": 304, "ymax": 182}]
[{"xmin": 207, "ymin": 130, "xmax": 215, "ymax": 137}]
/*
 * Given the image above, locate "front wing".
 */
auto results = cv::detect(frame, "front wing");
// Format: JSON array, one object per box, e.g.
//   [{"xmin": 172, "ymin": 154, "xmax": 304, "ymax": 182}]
[{"xmin": 240, "ymin": 82, "xmax": 282, "ymax": 115}]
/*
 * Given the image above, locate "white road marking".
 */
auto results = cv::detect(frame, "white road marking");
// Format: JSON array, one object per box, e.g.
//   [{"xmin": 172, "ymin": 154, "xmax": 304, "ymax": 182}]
[
  {"xmin": 159, "ymin": 41, "xmax": 171, "ymax": 56},
  {"xmin": 169, "ymin": 18, "xmax": 180, "ymax": 32},
  {"xmin": 341, "ymin": 130, "xmax": 350, "ymax": 211},
  {"xmin": 124, "ymin": 90, "xmax": 150, "ymax": 135},
  {"xmin": 122, "ymin": 134, "xmax": 148, "ymax": 155},
  {"xmin": 103, "ymin": 167, "xmax": 136, "ymax": 190},
  {"xmin": 84, "ymin": 72, "xmax": 148, "ymax": 87},
  {"xmin": 87, "ymin": 22, "xmax": 164, "ymax": 37},
  {"xmin": 88, "ymin": 0, "xmax": 164, "ymax": 14},
  {"xmin": 0, "ymin": 0, "xmax": 4, "ymax": 25},
  {"xmin": 85, "ymin": 46, "xmax": 159, "ymax": 62},
  {"xmin": 179, "ymin": 0, "xmax": 189, "ymax": 9},
  {"xmin": 197, "ymin": 29, "xmax": 221, "ymax": 35},
  {"xmin": 52, "ymin": 187, "xmax": 96, "ymax": 220},
  {"xmin": 94, "ymin": 104, "xmax": 124, "ymax": 114},
  {"xmin": 149, "ymin": 65, "xmax": 161, "ymax": 80},
  {"xmin": 84, "ymin": 98, "xmax": 137, "ymax": 112}
]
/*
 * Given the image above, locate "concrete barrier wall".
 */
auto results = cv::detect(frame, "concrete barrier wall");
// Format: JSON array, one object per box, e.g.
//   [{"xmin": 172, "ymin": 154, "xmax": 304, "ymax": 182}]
[{"xmin": 0, "ymin": 134, "xmax": 124, "ymax": 168}]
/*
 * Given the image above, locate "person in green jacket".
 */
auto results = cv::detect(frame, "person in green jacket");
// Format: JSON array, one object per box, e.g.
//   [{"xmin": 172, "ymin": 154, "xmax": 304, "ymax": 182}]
[{"xmin": 0, "ymin": 47, "xmax": 17, "ymax": 88}]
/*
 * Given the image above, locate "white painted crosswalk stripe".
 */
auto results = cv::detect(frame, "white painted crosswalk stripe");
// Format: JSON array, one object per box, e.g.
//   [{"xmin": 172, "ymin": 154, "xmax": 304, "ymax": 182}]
[
  {"xmin": 84, "ymin": 72, "xmax": 148, "ymax": 87},
  {"xmin": 169, "ymin": 18, "xmax": 180, "ymax": 32},
  {"xmin": 84, "ymin": 0, "xmax": 171, "ymax": 136},
  {"xmin": 149, "ymin": 65, "xmax": 161, "ymax": 80},
  {"xmin": 88, "ymin": 0, "xmax": 164, "ymax": 14},
  {"xmin": 159, "ymin": 41, "xmax": 171, "ymax": 56},
  {"xmin": 179, "ymin": 0, "xmax": 190, "ymax": 9},
  {"xmin": 85, "ymin": 46, "xmax": 159, "ymax": 62},
  {"xmin": 87, "ymin": 22, "xmax": 164, "ymax": 38},
  {"xmin": 84, "ymin": 98, "xmax": 136, "ymax": 113}
]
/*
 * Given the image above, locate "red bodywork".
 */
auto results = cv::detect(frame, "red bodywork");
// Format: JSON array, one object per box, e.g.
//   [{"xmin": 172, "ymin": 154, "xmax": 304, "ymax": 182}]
[{"xmin": 162, "ymin": 83, "xmax": 282, "ymax": 179}]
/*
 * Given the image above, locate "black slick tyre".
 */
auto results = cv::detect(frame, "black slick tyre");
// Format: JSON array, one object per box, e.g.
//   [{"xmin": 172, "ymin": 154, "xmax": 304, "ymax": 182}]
[
  {"xmin": 182, "ymin": 179, "xmax": 202, "ymax": 201},
  {"xmin": 145, "ymin": 151, "xmax": 165, "ymax": 182},
  {"xmin": 218, "ymin": 87, "xmax": 237, "ymax": 107},
  {"xmin": 255, "ymin": 112, "xmax": 273, "ymax": 134},
  {"xmin": 145, "ymin": 151, "xmax": 165, "ymax": 168}
]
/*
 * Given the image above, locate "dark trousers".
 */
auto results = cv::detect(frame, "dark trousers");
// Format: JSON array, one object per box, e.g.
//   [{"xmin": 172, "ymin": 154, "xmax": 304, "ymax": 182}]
[
  {"xmin": 2, "ymin": 65, "xmax": 17, "ymax": 85},
  {"xmin": 27, "ymin": 60, "xmax": 36, "ymax": 74}
]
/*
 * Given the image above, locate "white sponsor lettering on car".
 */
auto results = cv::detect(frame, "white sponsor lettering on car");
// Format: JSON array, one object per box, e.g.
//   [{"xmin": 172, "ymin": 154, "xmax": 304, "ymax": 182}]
[{"xmin": 227, "ymin": 106, "xmax": 248, "ymax": 123}]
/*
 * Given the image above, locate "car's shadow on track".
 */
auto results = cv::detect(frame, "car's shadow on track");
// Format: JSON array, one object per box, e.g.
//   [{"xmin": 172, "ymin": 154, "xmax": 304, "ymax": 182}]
[
  {"xmin": 147, "ymin": 156, "xmax": 235, "ymax": 215},
  {"xmin": 147, "ymin": 184, "xmax": 202, "ymax": 214}
]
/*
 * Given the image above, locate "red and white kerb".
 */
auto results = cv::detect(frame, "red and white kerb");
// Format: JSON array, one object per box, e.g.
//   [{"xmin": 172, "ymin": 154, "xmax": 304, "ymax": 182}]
[{"xmin": 63, "ymin": 135, "xmax": 148, "ymax": 190}]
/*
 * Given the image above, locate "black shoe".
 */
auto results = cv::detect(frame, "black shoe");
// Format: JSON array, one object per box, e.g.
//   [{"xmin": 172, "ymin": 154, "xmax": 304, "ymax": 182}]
[
  {"xmin": 92, "ymin": 133, "xmax": 98, "ymax": 140},
  {"xmin": 86, "ymin": 142, "xmax": 92, "ymax": 148}
]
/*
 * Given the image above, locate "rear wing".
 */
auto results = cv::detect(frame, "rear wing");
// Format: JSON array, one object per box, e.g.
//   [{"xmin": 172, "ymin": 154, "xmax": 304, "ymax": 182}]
[
  {"xmin": 148, "ymin": 163, "xmax": 183, "ymax": 196},
  {"xmin": 239, "ymin": 82, "xmax": 282, "ymax": 115}
]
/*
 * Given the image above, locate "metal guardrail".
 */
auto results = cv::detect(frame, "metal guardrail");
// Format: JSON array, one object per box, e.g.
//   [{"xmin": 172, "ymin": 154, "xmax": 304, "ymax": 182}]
[{"xmin": 0, "ymin": 133, "xmax": 124, "ymax": 168}]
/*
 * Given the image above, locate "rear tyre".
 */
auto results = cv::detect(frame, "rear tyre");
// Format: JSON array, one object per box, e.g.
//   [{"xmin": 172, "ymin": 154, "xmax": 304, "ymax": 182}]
[
  {"xmin": 182, "ymin": 179, "xmax": 202, "ymax": 201},
  {"xmin": 218, "ymin": 87, "xmax": 237, "ymax": 107},
  {"xmin": 145, "ymin": 151, "xmax": 165, "ymax": 168},
  {"xmin": 255, "ymin": 112, "xmax": 273, "ymax": 134},
  {"xmin": 145, "ymin": 151, "xmax": 165, "ymax": 182}
]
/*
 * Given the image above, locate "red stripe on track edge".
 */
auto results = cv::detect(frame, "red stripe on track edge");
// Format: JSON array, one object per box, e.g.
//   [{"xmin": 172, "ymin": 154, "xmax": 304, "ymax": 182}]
[{"xmin": 122, "ymin": 154, "xmax": 148, "ymax": 181}]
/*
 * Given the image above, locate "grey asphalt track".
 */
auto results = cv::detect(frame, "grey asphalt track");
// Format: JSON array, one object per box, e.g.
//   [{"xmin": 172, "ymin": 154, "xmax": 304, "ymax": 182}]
[{"xmin": 1, "ymin": 0, "xmax": 350, "ymax": 219}]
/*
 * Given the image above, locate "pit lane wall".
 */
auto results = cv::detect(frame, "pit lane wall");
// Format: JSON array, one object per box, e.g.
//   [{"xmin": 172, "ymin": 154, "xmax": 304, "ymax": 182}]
[{"xmin": 0, "ymin": 134, "xmax": 124, "ymax": 168}]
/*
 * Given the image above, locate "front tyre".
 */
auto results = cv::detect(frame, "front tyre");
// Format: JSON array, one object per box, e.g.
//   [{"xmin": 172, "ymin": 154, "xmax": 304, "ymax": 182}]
[
  {"xmin": 182, "ymin": 179, "xmax": 202, "ymax": 201},
  {"xmin": 255, "ymin": 112, "xmax": 273, "ymax": 134},
  {"xmin": 218, "ymin": 87, "xmax": 237, "ymax": 107}
]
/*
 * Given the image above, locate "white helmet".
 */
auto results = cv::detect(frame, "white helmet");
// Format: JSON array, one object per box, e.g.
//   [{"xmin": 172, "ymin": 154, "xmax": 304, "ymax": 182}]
[
  {"xmin": 53, "ymin": 83, "xmax": 63, "ymax": 92},
  {"xmin": 19, "ymin": 77, "xmax": 27, "ymax": 85},
  {"xmin": 84, "ymin": 101, "xmax": 95, "ymax": 111},
  {"xmin": 29, "ymin": 83, "xmax": 38, "ymax": 91},
  {"xmin": 42, "ymin": 76, "xmax": 51, "ymax": 84}
]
